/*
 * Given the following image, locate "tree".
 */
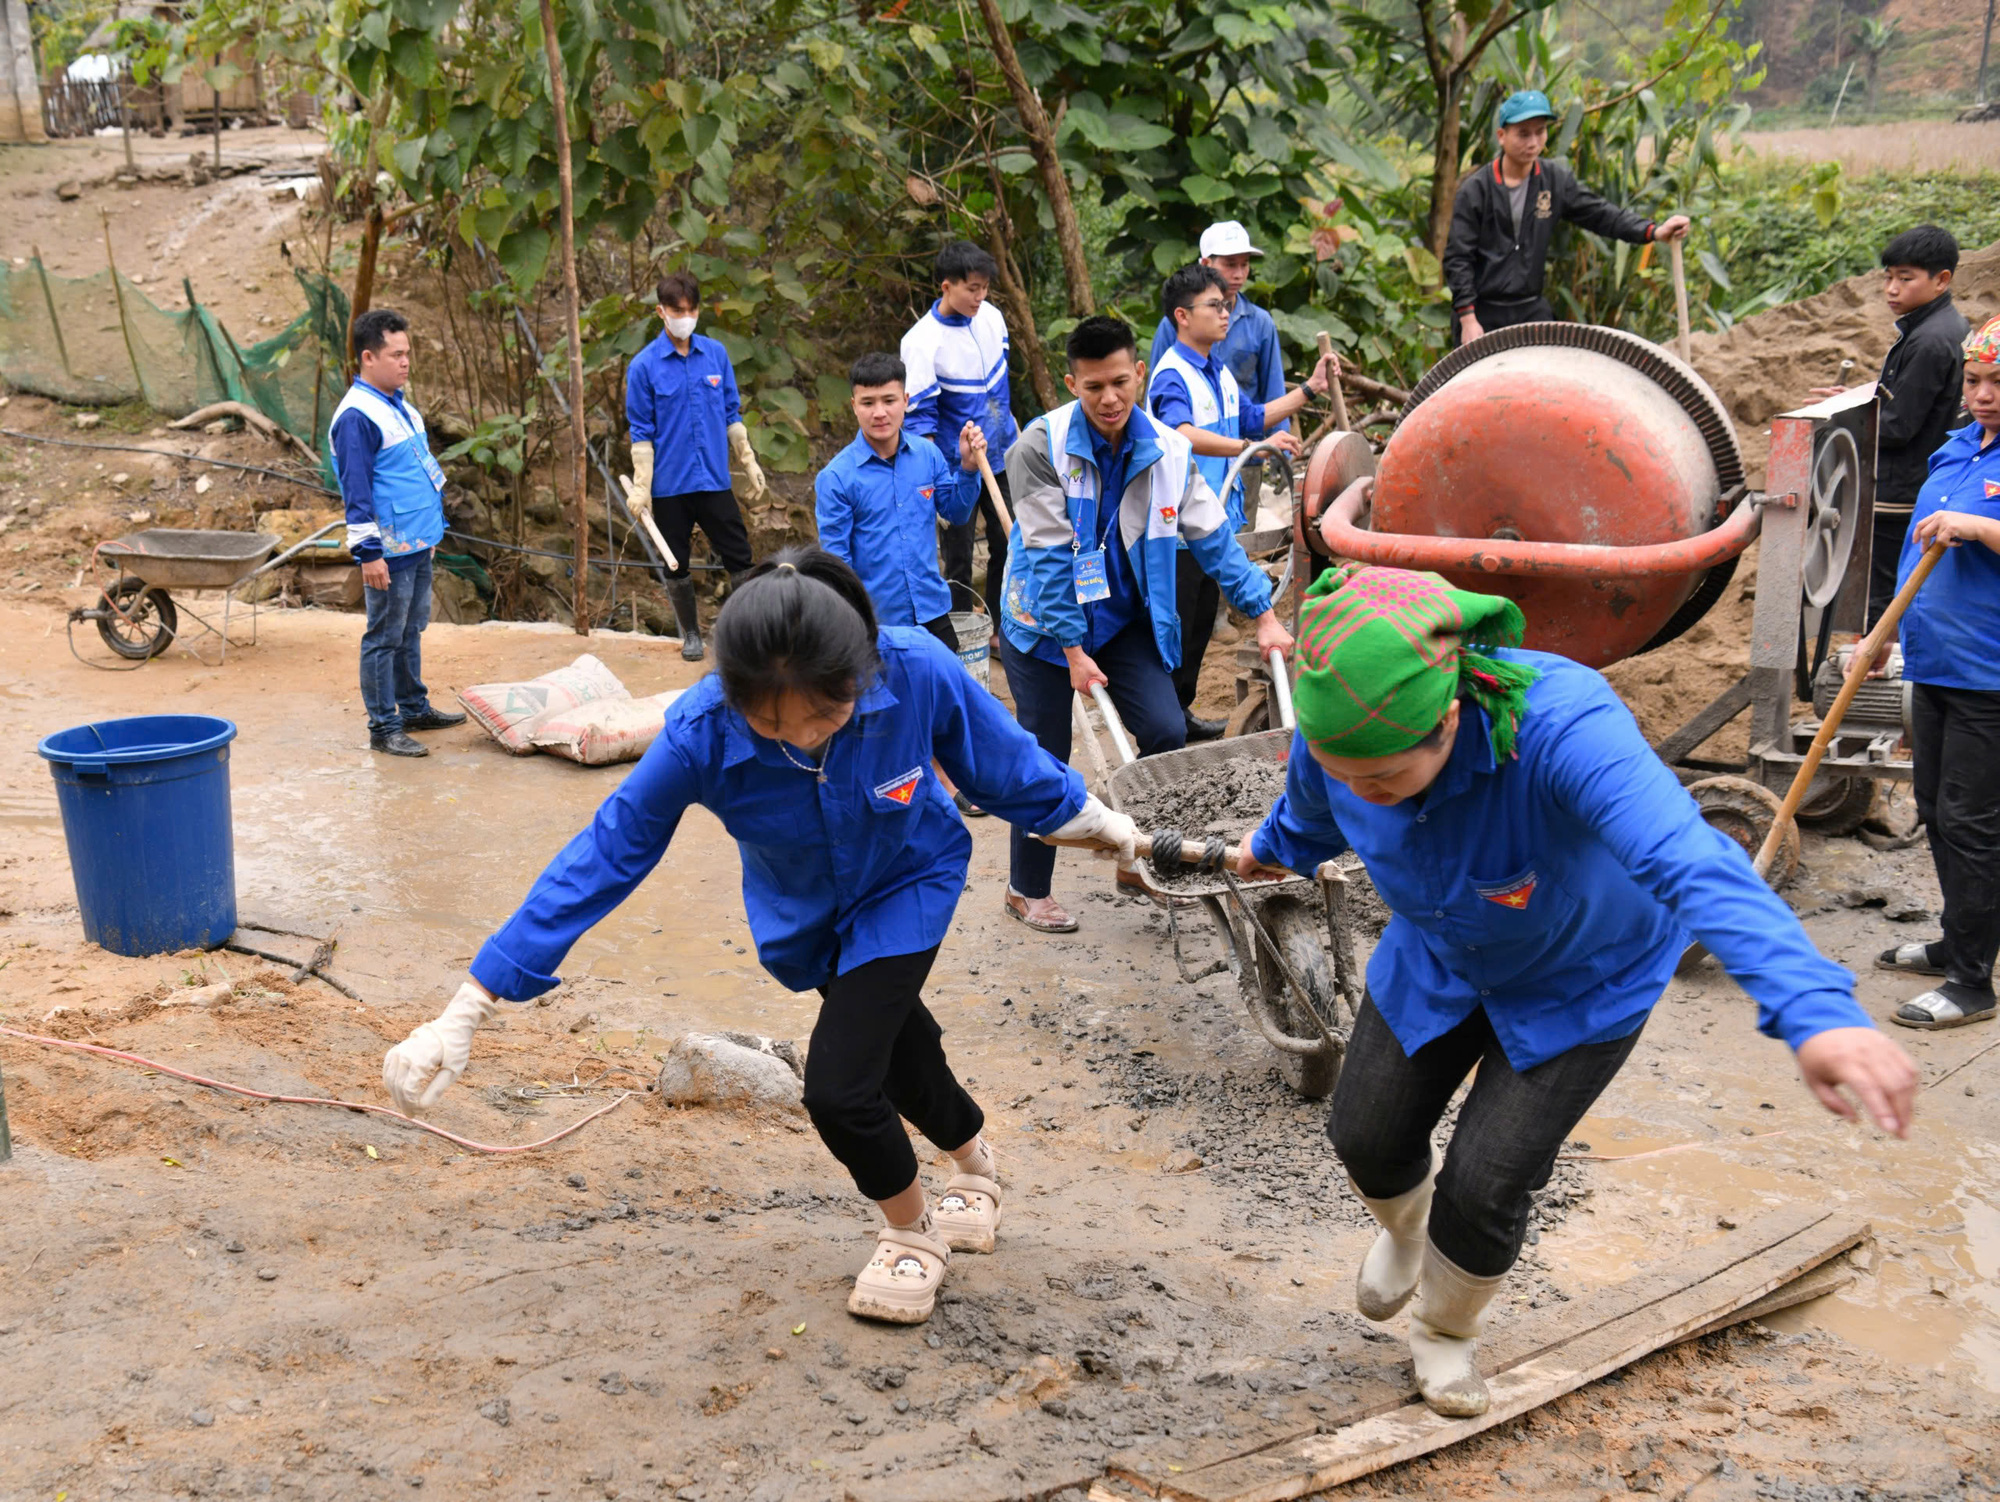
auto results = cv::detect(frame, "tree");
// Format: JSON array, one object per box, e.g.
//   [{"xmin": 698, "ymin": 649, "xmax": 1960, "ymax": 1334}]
[{"xmin": 1850, "ymin": 15, "xmax": 1897, "ymax": 112}]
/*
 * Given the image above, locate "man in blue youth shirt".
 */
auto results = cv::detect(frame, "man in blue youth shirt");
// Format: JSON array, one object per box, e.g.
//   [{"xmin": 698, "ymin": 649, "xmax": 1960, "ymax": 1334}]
[
  {"xmin": 815, "ymin": 352, "xmax": 985, "ymax": 646},
  {"xmin": 622, "ymin": 271, "xmax": 768, "ymax": 661},
  {"xmin": 902, "ymin": 242, "xmax": 1020, "ymax": 608},
  {"xmin": 330, "ymin": 308, "xmax": 466, "ymax": 758}
]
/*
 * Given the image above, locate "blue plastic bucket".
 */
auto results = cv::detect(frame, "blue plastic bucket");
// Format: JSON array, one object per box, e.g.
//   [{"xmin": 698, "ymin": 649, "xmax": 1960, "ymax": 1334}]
[{"xmin": 36, "ymin": 715, "xmax": 238, "ymax": 956}]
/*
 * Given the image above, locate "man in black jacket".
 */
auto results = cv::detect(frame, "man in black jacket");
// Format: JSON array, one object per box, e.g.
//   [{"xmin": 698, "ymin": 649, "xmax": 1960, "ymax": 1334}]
[
  {"xmin": 1810, "ymin": 225, "xmax": 1971, "ymax": 625},
  {"xmin": 1443, "ymin": 90, "xmax": 1690, "ymax": 345}
]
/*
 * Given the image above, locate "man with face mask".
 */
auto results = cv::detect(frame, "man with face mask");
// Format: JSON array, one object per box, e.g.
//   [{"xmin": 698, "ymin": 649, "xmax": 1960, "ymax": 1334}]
[{"xmin": 623, "ymin": 271, "xmax": 768, "ymax": 660}]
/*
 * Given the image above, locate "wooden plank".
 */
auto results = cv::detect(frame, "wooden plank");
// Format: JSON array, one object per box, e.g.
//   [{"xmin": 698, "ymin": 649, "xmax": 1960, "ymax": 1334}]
[
  {"xmin": 1681, "ymin": 1255, "xmax": 1855, "ymax": 1344},
  {"xmin": 1137, "ymin": 1212, "xmax": 1867, "ymax": 1502}
]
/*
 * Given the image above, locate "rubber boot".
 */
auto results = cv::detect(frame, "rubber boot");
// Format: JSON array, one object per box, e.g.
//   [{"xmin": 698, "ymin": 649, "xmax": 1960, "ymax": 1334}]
[
  {"xmin": 665, "ymin": 578, "xmax": 704, "ymax": 661},
  {"xmin": 1407, "ymin": 1239, "xmax": 1506, "ymax": 1418},
  {"xmin": 1352, "ymin": 1144, "xmax": 1441, "ymax": 1321},
  {"xmin": 728, "ymin": 568, "xmax": 753, "ymax": 594}
]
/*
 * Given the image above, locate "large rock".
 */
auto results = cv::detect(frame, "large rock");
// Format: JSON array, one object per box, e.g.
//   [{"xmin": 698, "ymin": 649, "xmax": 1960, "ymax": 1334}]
[{"xmin": 656, "ymin": 1031, "xmax": 805, "ymax": 1113}]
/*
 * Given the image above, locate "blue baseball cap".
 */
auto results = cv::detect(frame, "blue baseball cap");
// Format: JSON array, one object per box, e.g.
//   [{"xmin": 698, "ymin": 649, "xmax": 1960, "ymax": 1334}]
[{"xmin": 1497, "ymin": 89, "xmax": 1557, "ymax": 127}]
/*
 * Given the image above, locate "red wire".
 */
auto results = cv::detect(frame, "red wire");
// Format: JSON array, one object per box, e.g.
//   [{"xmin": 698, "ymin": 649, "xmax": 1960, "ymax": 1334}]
[{"xmin": 0, "ymin": 1025, "xmax": 633, "ymax": 1155}]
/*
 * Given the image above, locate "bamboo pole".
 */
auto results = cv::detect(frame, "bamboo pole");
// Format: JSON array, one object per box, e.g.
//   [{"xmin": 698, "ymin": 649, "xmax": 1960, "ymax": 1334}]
[
  {"xmin": 30, "ymin": 246, "xmax": 73, "ymax": 379},
  {"xmin": 99, "ymin": 211, "xmax": 147, "ymax": 402},
  {"xmin": 537, "ymin": 0, "xmax": 591, "ymax": 635}
]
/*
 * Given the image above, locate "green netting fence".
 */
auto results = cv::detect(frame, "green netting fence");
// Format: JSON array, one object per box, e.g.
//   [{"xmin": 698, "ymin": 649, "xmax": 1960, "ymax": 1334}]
[{"xmin": 0, "ymin": 256, "xmax": 349, "ymax": 484}]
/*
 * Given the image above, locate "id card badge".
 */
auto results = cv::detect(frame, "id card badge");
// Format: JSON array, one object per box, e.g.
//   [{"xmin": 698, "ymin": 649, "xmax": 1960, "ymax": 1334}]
[
  {"xmin": 418, "ymin": 446, "xmax": 447, "ymax": 493},
  {"xmin": 1073, "ymin": 548, "xmax": 1111, "ymax": 603}
]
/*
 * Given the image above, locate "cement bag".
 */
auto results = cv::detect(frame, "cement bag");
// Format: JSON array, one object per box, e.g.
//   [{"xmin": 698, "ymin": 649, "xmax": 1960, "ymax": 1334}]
[
  {"xmin": 530, "ymin": 690, "xmax": 683, "ymax": 766},
  {"xmin": 457, "ymin": 654, "xmax": 630, "ymax": 754}
]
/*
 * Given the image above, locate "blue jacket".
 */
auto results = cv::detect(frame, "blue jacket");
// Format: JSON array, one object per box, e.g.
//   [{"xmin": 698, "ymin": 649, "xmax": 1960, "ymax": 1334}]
[
  {"xmin": 814, "ymin": 430, "xmax": 979, "ymax": 627},
  {"xmin": 471, "ymin": 630, "xmax": 1086, "ymax": 998},
  {"xmin": 998, "ymin": 402, "xmax": 1273, "ymax": 672},
  {"xmin": 1149, "ymin": 295, "xmax": 1288, "ymax": 433},
  {"xmin": 1249, "ymin": 651, "xmax": 1869, "ymax": 1069},
  {"xmin": 625, "ymin": 331, "xmax": 742, "ymax": 496},
  {"xmin": 1148, "ymin": 338, "xmax": 1275, "ymax": 533},
  {"xmin": 901, "ymin": 300, "xmax": 1018, "ymax": 465},
  {"xmin": 329, "ymin": 380, "xmax": 446, "ymax": 571},
  {"xmin": 1897, "ymin": 421, "xmax": 2000, "ymax": 691}
]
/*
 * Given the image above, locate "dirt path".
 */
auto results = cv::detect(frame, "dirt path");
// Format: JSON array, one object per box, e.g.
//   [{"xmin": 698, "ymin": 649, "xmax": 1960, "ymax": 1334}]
[{"xmin": 0, "ymin": 600, "xmax": 1995, "ymax": 1501}]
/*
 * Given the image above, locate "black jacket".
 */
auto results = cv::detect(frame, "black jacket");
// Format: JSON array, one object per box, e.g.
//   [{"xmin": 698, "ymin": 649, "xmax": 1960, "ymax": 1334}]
[
  {"xmin": 1443, "ymin": 158, "xmax": 1655, "ymax": 313},
  {"xmin": 1873, "ymin": 291, "xmax": 1971, "ymax": 515}
]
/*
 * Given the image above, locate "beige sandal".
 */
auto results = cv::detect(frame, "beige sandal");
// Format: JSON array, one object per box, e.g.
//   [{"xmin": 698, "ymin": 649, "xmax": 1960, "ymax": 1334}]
[
  {"xmin": 847, "ymin": 1223, "xmax": 952, "ymax": 1325},
  {"xmin": 935, "ymin": 1172, "xmax": 1002, "ymax": 1254}
]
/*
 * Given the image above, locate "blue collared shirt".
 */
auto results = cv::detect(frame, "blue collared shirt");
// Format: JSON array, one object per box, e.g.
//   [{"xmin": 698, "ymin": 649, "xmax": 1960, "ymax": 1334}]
[
  {"xmin": 1898, "ymin": 420, "xmax": 2000, "ymax": 691},
  {"xmin": 1150, "ymin": 295, "xmax": 1288, "ymax": 431},
  {"xmin": 814, "ymin": 429, "xmax": 980, "ymax": 627},
  {"xmin": 1149, "ymin": 338, "xmax": 1271, "ymax": 437},
  {"xmin": 1249, "ymin": 652, "xmax": 1869, "ymax": 1069},
  {"xmin": 625, "ymin": 331, "xmax": 742, "ymax": 496},
  {"xmin": 1029, "ymin": 419, "xmax": 1140, "ymax": 666},
  {"xmin": 471, "ymin": 630, "xmax": 1087, "ymax": 997}
]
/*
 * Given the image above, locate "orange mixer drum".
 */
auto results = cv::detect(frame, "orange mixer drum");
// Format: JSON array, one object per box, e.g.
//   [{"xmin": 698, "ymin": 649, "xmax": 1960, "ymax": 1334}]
[{"xmin": 1366, "ymin": 326, "xmax": 1745, "ymax": 668}]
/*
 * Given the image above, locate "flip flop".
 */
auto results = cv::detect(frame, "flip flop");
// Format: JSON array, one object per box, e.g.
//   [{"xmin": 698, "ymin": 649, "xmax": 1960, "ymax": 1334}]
[
  {"xmin": 1004, "ymin": 892, "xmax": 1077, "ymax": 934},
  {"xmin": 1892, "ymin": 987, "xmax": 1997, "ymax": 1030},
  {"xmin": 934, "ymin": 1172, "xmax": 1002, "ymax": 1255},
  {"xmin": 847, "ymin": 1224, "xmax": 952, "ymax": 1325},
  {"xmin": 1874, "ymin": 942, "xmax": 1947, "ymax": 977}
]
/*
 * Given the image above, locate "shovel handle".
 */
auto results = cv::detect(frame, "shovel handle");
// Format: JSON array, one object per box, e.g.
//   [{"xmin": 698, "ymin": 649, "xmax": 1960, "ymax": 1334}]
[
  {"xmin": 974, "ymin": 451, "xmax": 1014, "ymax": 535},
  {"xmin": 1669, "ymin": 238, "xmax": 1693, "ymax": 364},
  {"xmin": 1317, "ymin": 330, "xmax": 1349, "ymax": 432},
  {"xmin": 630, "ymin": 486, "xmax": 681, "ymax": 573}
]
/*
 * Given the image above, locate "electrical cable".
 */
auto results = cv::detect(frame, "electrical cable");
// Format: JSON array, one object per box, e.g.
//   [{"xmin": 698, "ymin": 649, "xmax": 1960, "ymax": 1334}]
[
  {"xmin": 0, "ymin": 1024, "xmax": 632, "ymax": 1155},
  {"xmin": 0, "ymin": 427, "xmax": 336, "ymax": 492}
]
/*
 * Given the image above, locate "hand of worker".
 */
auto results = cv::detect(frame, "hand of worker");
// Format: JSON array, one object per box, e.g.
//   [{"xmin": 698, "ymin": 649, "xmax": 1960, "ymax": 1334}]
[
  {"xmin": 1304, "ymin": 351, "xmax": 1339, "ymax": 396},
  {"xmin": 360, "ymin": 558, "xmax": 390, "ymax": 592},
  {"xmin": 1915, "ymin": 509, "xmax": 1998, "ymax": 550},
  {"xmin": 727, "ymin": 422, "xmax": 768, "ymax": 504},
  {"xmin": 1265, "ymin": 431, "xmax": 1304, "ymax": 457},
  {"xmin": 1458, "ymin": 312, "xmax": 1484, "ymax": 343},
  {"xmin": 1794, "ymin": 1026, "xmax": 1919, "ymax": 1139},
  {"xmin": 1807, "ymin": 384, "xmax": 1849, "ymax": 399},
  {"xmin": 1252, "ymin": 609, "xmax": 1294, "ymax": 661},
  {"xmin": 382, "ymin": 980, "xmax": 500, "ymax": 1116},
  {"xmin": 1064, "ymin": 646, "xmax": 1108, "ymax": 695},
  {"xmin": 1653, "ymin": 215, "xmax": 1692, "ymax": 241},
  {"xmin": 1235, "ymin": 840, "xmax": 1292, "ymax": 882},
  {"xmin": 959, "ymin": 422, "xmax": 988, "ymax": 473},
  {"xmin": 627, "ymin": 440, "xmax": 655, "ymax": 505},
  {"xmin": 1047, "ymin": 794, "xmax": 1139, "ymax": 867}
]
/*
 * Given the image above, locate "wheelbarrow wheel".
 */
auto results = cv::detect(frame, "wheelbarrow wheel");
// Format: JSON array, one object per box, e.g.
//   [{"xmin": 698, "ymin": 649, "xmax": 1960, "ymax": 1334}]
[
  {"xmin": 1224, "ymin": 683, "xmax": 1272, "ymax": 739},
  {"xmin": 96, "ymin": 578, "xmax": 178, "ymax": 660},
  {"xmin": 1688, "ymin": 775, "xmax": 1799, "ymax": 889},
  {"xmin": 1236, "ymin": 893, "xmax": 1343, "ymax": 1100}
]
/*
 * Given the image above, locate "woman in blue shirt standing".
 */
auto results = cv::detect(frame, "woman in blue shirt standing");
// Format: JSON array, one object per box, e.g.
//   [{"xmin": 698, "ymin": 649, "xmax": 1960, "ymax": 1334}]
[
  {"xmin": 381, "ymin": 550, "xmax": 1138, "ymax": 1326},
  {"xmin": 1877, "ymin": 313, "xmax": 2000, "ymax": 1030},
  {"xmin": 1236, "ymin": 561, "xmax": 1918, "ymax": 1418}
]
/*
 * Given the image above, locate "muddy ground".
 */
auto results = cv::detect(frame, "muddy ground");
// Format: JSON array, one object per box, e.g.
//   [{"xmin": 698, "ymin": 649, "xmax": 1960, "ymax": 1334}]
[{"xmin": 0, "ymin": 599, "xmax": 1996, "ymax": 1502}]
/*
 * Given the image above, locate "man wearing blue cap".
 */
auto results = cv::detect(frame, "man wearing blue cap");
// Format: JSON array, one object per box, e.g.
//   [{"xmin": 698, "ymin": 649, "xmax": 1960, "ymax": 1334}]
[{"xmin": 1443, "ymin": 90, "xmax": 1690, "ymax": 346}]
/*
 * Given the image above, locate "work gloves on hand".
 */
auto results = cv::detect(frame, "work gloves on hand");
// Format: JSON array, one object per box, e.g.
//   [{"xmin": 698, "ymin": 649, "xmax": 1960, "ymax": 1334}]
[
  {"xmin": 1049, "ymin": 795, "xmax": 1140, "ymax": 869},
  {"xmin": 727, "ymin": 422, "xmax": 768, "ymax": 505},
  {"xmin": 383, "ymin": 980, "xmax": 500, "ymax": 1116},
  {"xmin": 620, "ymin": 441, "xmax": 655, "ymax": 512}
]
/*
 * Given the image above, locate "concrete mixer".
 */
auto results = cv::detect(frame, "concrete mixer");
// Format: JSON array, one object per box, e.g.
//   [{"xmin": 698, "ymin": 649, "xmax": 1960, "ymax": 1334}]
[{"xmin": 1291, "ymin": 322, "xmax": 1907, "ymax": 862}]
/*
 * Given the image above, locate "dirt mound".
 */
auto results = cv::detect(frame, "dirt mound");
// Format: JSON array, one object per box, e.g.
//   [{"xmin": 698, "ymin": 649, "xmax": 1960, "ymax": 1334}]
[{"xmin": 1687, "ymin": 237, "xmax": 2000, "ymax": 485}]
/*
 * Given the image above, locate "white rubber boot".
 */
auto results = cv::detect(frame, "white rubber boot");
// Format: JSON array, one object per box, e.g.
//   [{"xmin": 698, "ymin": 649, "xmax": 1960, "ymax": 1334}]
[
  {"xmin": 1407, "ymin": 1239, "xmax": 1506, "ymax": 1418},
  {"xmin": 1352, "ymin": 1144, "xmax": 1441, "ymax": 1321}
]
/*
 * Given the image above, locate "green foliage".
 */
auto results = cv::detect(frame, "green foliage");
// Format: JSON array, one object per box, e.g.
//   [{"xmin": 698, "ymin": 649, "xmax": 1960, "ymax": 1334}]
[{"xmin": 29, "ymin": 0, "xmax": 114, "ymax": 75}]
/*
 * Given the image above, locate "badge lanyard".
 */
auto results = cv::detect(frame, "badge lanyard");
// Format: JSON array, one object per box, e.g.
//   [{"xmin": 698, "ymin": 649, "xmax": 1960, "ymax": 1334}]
[
  {"xmin": 362, "ymin": 383, "xmax": 447, "ymax": 494},
  {"xmin": 1071, "ymin": 466, "xmax": 1112, "ymax": 605}
]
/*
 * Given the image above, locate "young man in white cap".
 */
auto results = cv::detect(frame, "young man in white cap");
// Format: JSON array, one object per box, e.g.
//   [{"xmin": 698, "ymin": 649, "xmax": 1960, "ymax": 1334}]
[
  {"xmin": 1443, "ymin": 90, "xmax": 1690, "ymax": 346},
  {"xmin": 1147, "ymin": 220, "xmax": 1290, "ymax": 738}
]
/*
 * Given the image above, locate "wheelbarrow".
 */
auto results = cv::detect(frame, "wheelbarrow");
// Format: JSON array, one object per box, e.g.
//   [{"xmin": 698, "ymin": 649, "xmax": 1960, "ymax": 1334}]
[
  {"xmin": 1064, "ymin": 687, "xmax": 1363, "ymax": 1100},
  {"xmin": 69, "ymin": 522, "xmax": 346, "ymax": 667}
]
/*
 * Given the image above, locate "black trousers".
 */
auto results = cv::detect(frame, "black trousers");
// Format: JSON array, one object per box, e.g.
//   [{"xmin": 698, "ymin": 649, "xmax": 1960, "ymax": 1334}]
[
  {"xmin": 1865, "ymin": 509, "xmax": 1912, "ymax": 629},
  {"xmin": 1170, "ymin": 549, "xmax": 1221, "ymax": 712},
  {"xmin": 652, "ymin": 488, "xmax": 753, "ymax": 581},
  {"xmin": 804, "ymin": 945, "xmax": 984, "ymax": 1202},
  {"xmin": 920, "ymin": 614, "xmax": 960, "ymax": 654},
  {"xmin": 942, "ymin": 468, "xmax": 1011, "ymax": 611},
  {"xmin": 1328, "ymin": 996, "xmax": 1645, "ymax": 1277},
  {"xmin": 1458, "ymin": 295, "xmax": 1555, "ymax": 344},
  {"xmin": 1911, "ymin": 682, "xmax": 2000, "ymax": 993}
]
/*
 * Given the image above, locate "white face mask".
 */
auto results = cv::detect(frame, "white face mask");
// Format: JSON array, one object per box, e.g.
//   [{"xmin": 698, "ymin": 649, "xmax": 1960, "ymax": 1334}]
[{"xmin": 665, "ymin": 314, "xmax": 698, "ymax": 340}]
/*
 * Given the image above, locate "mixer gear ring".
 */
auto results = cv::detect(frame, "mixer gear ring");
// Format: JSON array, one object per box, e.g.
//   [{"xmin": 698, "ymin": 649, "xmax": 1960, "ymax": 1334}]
[{"xmin": 1801, "ymin": 426, "xmax": 1862, "ymax": 609}]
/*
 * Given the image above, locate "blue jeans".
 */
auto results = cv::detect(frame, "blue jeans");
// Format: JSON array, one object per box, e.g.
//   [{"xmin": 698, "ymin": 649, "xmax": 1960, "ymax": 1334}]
[
  {"xmin": 359, "ymin": 550, "xmax": 434, "ymax": 736},
  {"xmin": 998, "ymin": 620, "xmax": 1186, "ymax": 898}
]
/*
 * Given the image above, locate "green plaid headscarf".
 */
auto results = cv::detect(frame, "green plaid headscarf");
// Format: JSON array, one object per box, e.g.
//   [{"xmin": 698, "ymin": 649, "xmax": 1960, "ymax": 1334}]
[{"xmin": 1292, "ymin": 565, "xmax": 1541, "ymax": 761}]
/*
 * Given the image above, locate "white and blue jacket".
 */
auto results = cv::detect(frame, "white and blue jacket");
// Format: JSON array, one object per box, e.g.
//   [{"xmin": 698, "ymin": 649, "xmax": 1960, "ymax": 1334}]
[
  {"xmin": 1148, "ymin": 339, "xmax": 1262, "ymax": 533},
  {"xmin": 1250, "ymin": 651, "xmax": 1871, "ymax": 1069},
  {"xmin": 998, "ymin": 402, "xmax": 1273, "ymax": 671},
  {"xmin": 901, "ymin": 300, "xmax": 1018, "ymax": 467},
  {"xmin": 471, "ymin": 630, "xmax": 1086, "ymax": 997},
  {"xmin": 329, "ymin": 379, "xmax": 446, "ymax": 570}
]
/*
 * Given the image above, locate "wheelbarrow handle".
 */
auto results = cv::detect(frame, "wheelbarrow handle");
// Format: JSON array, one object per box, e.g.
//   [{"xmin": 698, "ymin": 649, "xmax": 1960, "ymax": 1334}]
[
  {"xmin": 1268, "ymin": 647, "xmax": 1295, "ymax": 731},
  {"xmin": 1088, "ymin": 683, "xmax": 1139, "ymax": 766}
]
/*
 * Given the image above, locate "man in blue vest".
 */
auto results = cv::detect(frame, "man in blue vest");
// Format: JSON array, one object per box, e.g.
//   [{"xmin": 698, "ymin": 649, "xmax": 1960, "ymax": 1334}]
[
  {"xmin": 996, "ymin": 315, "xmax": 1294, "ymax": 933},
  {"xmin": 331, "ymin": 307, "xmax": 465, "ymax": 758},
  {"xmin": 1149, "ymin": 263, "xmax": 1334, "ymax": 738}
]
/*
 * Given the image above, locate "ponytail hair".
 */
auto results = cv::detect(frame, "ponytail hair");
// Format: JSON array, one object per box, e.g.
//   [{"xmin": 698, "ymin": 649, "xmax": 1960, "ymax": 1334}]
[{"xmin": 711, "ymin": 547, "xmax": 882, "ymax": 714}]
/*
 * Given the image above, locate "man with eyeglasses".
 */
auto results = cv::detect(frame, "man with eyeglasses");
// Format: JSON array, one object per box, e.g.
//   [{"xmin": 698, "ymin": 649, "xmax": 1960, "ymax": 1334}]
[{"xmin": 1147, "ymin": 263, "xmax": 1334, "ymax": 739}]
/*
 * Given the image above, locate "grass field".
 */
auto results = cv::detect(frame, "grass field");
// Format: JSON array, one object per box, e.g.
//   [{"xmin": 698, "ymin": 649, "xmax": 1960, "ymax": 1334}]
[{"xmin": 1732, "ymin": 119, "xmax": 2000, "ymax": 174}]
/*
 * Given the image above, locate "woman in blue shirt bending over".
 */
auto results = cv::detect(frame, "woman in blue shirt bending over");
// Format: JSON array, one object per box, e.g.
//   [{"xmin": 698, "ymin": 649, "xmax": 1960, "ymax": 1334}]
[
  {"xmin": 1235, "ymin": 561, "xmax": 1918, "ymax": 1418},
  {"xmin": 380, "ymin": 550, "xmax": 1138, "ymax": 1326}
]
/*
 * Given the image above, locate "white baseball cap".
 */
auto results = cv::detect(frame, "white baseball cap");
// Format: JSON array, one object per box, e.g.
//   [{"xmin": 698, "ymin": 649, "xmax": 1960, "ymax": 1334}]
[{"xmin": 1199, "ymin": 221, "xmax": 1265, "ymax": 258}]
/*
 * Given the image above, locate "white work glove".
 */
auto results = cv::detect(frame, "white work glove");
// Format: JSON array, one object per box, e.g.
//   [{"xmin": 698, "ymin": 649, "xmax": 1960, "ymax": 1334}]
[
  {"xmin": 727, "ymin": 421, "xmax": 768, "ymax": 504},
  {"xmin": 383, "ymin": 981, "xmax": 500, "ymax": 1115},
  {"xmin": 1048, "ymin": 795, "xmax": 1140, "ymax": 868},
  {"xmin": 620, "ymin": 440, "xmax": 654, "ymax": 510}
]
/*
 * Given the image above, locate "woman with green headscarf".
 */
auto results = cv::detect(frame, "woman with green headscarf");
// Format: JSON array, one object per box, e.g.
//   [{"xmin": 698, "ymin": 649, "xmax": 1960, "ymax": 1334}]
[{"xmin": 1236, "ymin": 563, "xmax": 1918, "ymax": 1419}]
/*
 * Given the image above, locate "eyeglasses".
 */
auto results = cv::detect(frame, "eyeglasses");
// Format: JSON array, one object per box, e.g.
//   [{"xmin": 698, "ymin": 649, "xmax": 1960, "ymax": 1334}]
[{"xmin": 1190, "ymin": 298, "xmax": 1228, "ymax": 314}]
